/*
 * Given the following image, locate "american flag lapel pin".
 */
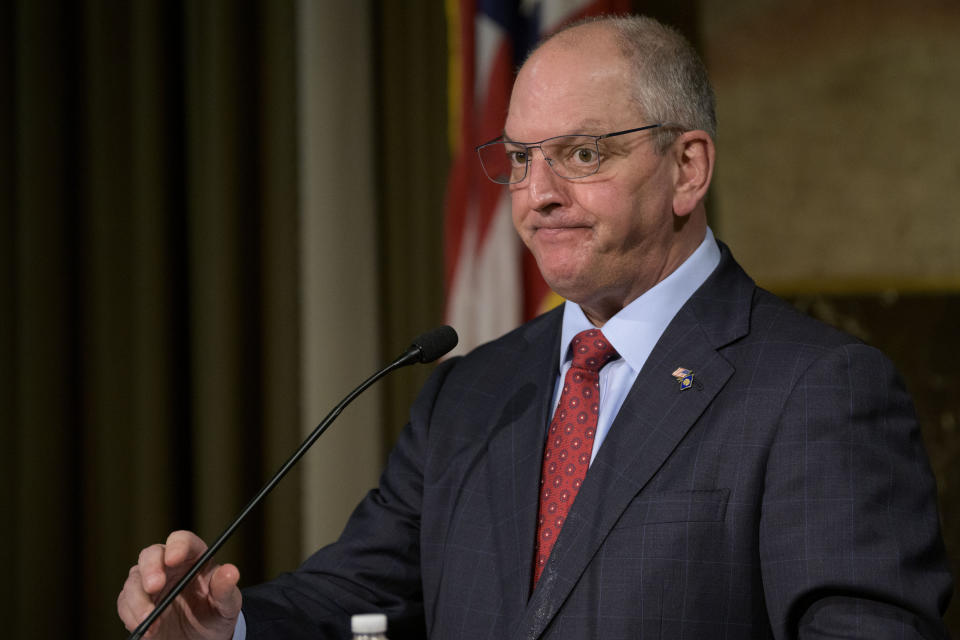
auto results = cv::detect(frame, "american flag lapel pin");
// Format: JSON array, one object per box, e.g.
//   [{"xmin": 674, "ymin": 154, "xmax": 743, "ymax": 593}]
[{"xmin": 671, "ymin": 367, "xmax": 698, "ymax": 391}]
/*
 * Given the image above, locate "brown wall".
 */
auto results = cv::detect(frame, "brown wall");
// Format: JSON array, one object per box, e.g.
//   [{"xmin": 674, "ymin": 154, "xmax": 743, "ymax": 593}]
[{"xmin": 698, "ymin": 0, "xmax": 960, "ymax": 630}]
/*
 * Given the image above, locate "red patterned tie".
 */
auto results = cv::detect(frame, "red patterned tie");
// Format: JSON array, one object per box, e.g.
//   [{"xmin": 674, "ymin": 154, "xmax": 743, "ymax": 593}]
[{"xmin": 533, "ymin": 329, "xmax": 619, "ymax": 587}]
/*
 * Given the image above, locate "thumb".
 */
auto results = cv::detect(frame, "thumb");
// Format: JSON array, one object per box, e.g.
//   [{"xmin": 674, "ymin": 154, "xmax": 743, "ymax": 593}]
[{"xmin": 208, "ymin": 563, "xmax": 242, "ymax": 619}]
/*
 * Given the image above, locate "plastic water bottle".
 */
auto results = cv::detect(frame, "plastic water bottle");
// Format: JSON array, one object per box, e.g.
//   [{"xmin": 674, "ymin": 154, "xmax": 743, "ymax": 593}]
[{"xmin": 351, "ymin": 613, "xmax": 388, "ymax": 640}]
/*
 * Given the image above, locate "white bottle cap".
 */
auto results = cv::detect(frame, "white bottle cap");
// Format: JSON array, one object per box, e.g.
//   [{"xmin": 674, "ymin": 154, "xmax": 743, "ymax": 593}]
[{"xmin": 351, "ymin": 613, "xmax": 387, "ymax": 634}]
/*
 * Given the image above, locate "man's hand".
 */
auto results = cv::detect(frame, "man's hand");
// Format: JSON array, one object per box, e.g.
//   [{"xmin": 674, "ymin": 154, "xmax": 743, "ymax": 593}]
[{"xmin": 118, "ymin": 530, "xmax": 242, "ymax": 639}]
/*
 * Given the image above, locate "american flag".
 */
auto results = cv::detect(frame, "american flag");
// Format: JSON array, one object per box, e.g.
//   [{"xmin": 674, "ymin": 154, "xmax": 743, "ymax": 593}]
[{"xmin": 443, "ymin": 0, "xmax": 630, "ymax": 355}]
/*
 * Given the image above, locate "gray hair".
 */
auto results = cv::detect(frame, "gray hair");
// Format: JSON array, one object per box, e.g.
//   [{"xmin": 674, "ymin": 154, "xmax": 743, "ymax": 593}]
[{"xmin": 535, "ymin": 15, "xmax": 717, "ymax": 151}]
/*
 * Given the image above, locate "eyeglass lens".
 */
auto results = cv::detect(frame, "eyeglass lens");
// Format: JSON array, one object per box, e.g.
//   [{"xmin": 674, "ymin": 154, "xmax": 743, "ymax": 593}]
[{"xmin": 478, "ymin": 135, "xmax": 601, "ymax": 184}]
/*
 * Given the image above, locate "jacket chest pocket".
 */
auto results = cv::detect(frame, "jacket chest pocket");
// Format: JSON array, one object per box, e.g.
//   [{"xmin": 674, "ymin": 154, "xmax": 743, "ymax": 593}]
[
  {"xmin": 602, "ymin": 488, "xmax": 731, "ymax": 563},
  {"xmin": 617, "ymin": 488, "xmax": 730, "ymax": 526}
]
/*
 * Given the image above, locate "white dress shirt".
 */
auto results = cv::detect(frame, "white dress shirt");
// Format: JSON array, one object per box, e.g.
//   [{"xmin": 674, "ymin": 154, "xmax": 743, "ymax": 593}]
[{"xmin": 553, "ymin": 227, "xmax": 721, "ymax": 464}]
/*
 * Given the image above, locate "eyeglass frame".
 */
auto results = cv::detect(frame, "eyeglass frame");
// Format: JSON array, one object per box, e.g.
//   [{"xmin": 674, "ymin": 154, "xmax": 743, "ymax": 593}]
[{"xmin": 475, "ymin": 123, "xmax": 666, "ymax": 185}]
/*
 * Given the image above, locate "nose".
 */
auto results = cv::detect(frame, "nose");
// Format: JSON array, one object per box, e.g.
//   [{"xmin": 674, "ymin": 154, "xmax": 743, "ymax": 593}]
[{"xmin": 522, "ymin": 147, "xmax": 565, "ymax": 212}]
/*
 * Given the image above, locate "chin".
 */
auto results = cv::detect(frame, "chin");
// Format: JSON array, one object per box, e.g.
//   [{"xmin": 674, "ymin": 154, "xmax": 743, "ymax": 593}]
[
  {"xmin": 540, "ymin": 274, "xmax": 590, "ymax": 305},
  {"xmin": 537, "ymin": 254, "xmax": 585, "ymax": 281}
]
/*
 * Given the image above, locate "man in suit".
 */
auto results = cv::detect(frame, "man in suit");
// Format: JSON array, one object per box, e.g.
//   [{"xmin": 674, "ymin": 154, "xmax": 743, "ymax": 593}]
[{"xmin": 118, "ymin": 15, "xmax": 953, "ymax": 639}]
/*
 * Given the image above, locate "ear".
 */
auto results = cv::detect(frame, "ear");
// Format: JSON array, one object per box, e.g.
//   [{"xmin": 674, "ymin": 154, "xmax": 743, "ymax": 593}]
[{"xmin": 671, "ymin": 130, "xmax": 715, "ymax": 217}]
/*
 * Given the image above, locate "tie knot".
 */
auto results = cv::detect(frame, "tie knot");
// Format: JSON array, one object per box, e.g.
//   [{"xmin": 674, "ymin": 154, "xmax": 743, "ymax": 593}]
[{"xmin": 569, "ymin": 329, "xmax": 619, "ymax": 372}]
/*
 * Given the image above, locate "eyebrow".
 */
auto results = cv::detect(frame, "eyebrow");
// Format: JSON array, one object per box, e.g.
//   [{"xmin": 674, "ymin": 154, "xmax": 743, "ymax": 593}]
[{"xmin": 502, "ymin": 120, "xmax": 612, "ymax": 144}]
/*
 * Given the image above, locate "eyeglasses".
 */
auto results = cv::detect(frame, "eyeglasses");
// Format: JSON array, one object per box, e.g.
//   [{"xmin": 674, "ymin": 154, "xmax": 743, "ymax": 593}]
[{"xmin": 475, "ymin": 124, "xmax": 663, "ymax": 185}]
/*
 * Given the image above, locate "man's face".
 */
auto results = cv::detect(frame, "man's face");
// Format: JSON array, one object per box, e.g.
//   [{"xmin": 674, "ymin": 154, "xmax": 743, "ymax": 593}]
[{"xmin": 505, "ymin": 32, "xmax": 683, "ymax": 324}]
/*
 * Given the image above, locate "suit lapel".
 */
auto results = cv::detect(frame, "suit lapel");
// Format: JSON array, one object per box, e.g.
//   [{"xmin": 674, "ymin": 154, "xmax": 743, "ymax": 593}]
[
  {"xmin": 485, "ymin": 310, "xmax": 563, "ymax": 615},
  {"xmin": 514, "ymin": 245, "xmax": 754, "ymax": 640}
]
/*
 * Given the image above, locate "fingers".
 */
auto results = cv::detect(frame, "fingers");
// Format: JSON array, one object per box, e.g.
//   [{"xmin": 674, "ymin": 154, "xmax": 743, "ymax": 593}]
[
  {"xmin": 209, "ymin": 563, "xmax": 243, "ymax": 619},
  {"xmin": 118, "ymin": 531, "xmax": 241, "ymax": 637},
  {"xmin": 134, "ymin": 530, "xmax": 206, "ymax": 596},
  {"xmin": 137, "ymin": 543, "xmax": 170, "ymax": 595},
  {"xmin": 118, "ymin": 565, "xmax": 158, "ymax": 632},
  {"xmin": 164, "ymin": 529, "xmax": 209, "ymax": 568},
  {"xmin": 118, "ymin": 530, "xmax": 212, "ymax": 631}
]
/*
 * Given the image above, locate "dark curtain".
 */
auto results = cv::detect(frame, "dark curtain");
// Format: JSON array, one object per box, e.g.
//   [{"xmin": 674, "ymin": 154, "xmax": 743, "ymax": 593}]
[
  {"xmin": 373, "ymin": 1, "xmax": 449, "ymax": 443},
  {"xmin": 2, "ymin": 2, "xmax": 302, "ymax": 638}
]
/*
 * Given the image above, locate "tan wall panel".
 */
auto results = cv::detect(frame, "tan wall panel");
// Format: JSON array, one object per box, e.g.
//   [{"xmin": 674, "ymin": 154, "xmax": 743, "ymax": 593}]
[
  {"xmin": 297, "ymin": 0, "xmax": 383, "ymax": 551},
  {"xmin": 703, "ymin": 0, "xmax": 960, "ymax": 292}
]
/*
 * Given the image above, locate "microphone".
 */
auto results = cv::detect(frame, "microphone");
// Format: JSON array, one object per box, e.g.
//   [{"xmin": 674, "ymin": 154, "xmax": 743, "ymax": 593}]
[
  {"xmin": 400, "ymin": 324, "xmax": 459, "ymax": 364},
  {"xmin": 127, "ymin": 326, "xmax": 458, "ymax": 640}
]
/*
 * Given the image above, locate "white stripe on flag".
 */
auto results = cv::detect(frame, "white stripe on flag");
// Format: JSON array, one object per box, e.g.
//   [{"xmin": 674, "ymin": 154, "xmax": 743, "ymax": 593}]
[{"xmin": 446, "ymin": 192, "xmax": 521, "ymax": 356}]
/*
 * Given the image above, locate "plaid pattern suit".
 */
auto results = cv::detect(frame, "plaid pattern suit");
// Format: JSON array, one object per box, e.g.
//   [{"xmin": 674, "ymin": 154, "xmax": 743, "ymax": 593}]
[{"xmin": 242, "ymin": 244, "xmax": 952, "ymax": 639}]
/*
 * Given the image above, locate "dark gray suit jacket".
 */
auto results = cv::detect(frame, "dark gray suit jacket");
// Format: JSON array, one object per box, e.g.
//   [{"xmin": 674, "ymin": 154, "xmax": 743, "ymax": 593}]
[{"xmin": 243, "ymin": 245, "xmax": 952, "ymax": 638}]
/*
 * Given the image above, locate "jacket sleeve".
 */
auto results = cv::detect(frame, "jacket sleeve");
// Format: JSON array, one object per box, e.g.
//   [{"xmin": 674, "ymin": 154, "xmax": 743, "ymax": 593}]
[
  {"xmin": 240, "ymin": 357, "xmax": 460, "ymax": 640},
  {"xmin": 759, "ymin": 343, "xmax": 953, "ymax": 639}
]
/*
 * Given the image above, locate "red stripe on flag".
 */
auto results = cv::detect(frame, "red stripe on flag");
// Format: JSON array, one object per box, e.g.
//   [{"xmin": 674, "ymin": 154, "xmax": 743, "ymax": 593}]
[
  {"xmin": 474, "ymin": 42, "xmax": 515, "ymax": 247},
  {"xmin": 442, "ymin": 0, "xmax": 476, "ymax": 296}
]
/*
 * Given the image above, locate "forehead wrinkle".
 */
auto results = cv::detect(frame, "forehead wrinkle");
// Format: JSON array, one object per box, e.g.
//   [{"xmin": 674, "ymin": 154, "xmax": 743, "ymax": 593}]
[{"xmin": 503, "ymin": 118, "xmax": 615, "ymax": 144}]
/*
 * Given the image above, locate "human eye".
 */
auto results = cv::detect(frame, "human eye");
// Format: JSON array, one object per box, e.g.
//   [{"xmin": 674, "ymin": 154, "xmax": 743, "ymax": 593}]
[
  {"xmin": 552, "ymin": 137, "xmax": 600, "ymax": 174},
  {"xmin": 547, "ymin": 136, "xmax": 598, "ymax": 164},
  {"xmin": 570, "ymin": 145, "xmax": 598, "ymax": 165},
  {"xmin": 505, "ymin": 145, "xmax": 528, "ymax": 167}
]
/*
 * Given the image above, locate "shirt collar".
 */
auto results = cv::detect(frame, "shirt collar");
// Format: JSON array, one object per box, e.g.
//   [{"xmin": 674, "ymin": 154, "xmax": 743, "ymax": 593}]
[{"xmin": 559, "ymin": 227, "xmax": 721, "ymax": 372}]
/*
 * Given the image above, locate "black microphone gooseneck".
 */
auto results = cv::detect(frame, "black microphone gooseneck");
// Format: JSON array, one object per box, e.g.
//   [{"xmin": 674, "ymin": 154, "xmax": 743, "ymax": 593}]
[{"xmin": 127, "ymin": 326, "xmax": 458, "ymax": 640}]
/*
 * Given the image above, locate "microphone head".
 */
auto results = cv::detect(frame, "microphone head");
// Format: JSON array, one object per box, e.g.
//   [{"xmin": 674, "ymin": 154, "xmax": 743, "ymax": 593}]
[{"xmin": 410, "ymin": 325, "xmax": 458, "ymax": 363}]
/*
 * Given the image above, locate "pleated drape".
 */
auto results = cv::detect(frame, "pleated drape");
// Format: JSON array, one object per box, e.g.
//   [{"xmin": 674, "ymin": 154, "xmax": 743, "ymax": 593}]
[{"xmin": 3, "ymin": 2, "xmax": 301, "ymax": 637}]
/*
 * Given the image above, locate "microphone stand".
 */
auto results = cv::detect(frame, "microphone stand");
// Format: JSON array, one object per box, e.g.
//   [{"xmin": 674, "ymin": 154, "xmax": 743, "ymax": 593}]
[{"xmin": 126, "ymin": 332, "xmax": 453, "ymax": 640}]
